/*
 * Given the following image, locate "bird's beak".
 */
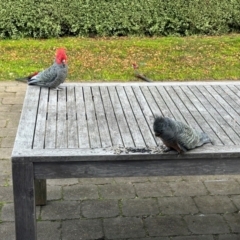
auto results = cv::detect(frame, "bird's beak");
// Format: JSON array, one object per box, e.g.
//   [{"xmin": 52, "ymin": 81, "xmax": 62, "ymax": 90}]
[{"xmin": 62, "ymin": 59, "xmax": 66, "ymax": 64}]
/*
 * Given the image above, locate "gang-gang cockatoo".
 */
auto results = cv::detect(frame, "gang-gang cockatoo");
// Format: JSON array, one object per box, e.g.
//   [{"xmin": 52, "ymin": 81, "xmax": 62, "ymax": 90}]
[
  {"xmin": 16, "ymin": 48, "xmax": 68, "ymax": 90},
  {"xmin": 153, "ymin": 116, "xmax": 211, "ymax": 154}
]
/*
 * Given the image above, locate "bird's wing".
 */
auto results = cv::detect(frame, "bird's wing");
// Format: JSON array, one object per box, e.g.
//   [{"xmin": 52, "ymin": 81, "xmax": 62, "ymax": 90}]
[{"xmin": 28, "ymin": 65, "xmax": 58, "ymax": 86}]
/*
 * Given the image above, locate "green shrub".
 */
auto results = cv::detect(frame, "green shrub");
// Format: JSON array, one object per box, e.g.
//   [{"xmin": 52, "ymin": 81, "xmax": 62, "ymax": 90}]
[{"xmin": 0, "ymin": 0, "xmax": 239, "ymax": 38}]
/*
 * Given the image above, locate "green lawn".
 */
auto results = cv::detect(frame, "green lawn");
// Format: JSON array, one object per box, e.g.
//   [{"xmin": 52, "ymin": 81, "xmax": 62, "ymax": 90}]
[{"xmin": 1, "ymin": 35, "xmax": 240, "ymax": 82}]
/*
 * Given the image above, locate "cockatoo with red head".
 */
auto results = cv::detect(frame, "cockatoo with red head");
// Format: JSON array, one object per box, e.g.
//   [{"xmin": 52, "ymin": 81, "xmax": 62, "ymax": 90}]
[{"xmin": 16, "ymin": 48, "xmax": 68, "ymax": 90}]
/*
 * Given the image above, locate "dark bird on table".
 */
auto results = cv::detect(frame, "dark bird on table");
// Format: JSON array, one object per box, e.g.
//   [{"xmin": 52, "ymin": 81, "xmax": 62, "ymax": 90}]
[
  {"xmin": 153, "ymin": 116, "xmax": 211, "ymax": 154},
  {"xmin": 16, "ymin": 48, "xmax": 68, "ymax": 90}
]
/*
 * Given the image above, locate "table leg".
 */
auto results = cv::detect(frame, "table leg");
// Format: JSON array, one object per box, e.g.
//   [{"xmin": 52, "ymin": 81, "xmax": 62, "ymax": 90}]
[
  {"xmin": 35, "ymin": 179, "xmax": 47, "ymax": 206},
  {"xmin": 12, "ymin": 162, "xmax": 37, "ymax": 240}
]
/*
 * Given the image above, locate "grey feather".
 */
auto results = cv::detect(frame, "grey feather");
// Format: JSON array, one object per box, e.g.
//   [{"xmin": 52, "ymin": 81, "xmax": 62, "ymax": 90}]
[
  {"xmin": 153, "ymin": 116, "xmax": 211, "ymax": 153},
  {"xmin": 28, "ymin": 62, "xmax": 67, "ymax": 89}
]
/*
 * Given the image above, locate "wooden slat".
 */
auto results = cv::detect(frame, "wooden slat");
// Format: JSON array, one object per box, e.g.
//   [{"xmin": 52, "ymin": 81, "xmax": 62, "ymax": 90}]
[
  {"xmin": 156, "ymin": 86, "xmax": 187, "ymax": 123},
  {"xmin": 33, "ymin": 88, "xmax": 48, "ymax": 149},
  {"xmin": 66, "ymin": 86, "xmax": 79, "ymax": 148},
  {"xmin": 196, "ymin": 85, "xmax": 240, "ymax": 144},
  {"xmin": 84, "ymin": 86, "xmax": 101, "ymax": 148},
  {"xmin": 116, "ymin": 86, "xmax": 146, "ymax": 147},
  {"xmin": 108, "ymin": 86, "xmax": 134, "ymax": 147},
  {"xmin": 164, "ymin": 86, "xmax": 201, "ymax": 131},
  {"xmin": 124, "ymin": 86, "xmax": 157, "ymax": 147},
  {"xmin": 91, "ymin": 86, "xmax": 112, "ymax": 148},
  {"xmin": 56, "ymin": 88, "xmax": 67, "ymax": 148},
  {"xmin": 212, "ymin": 85, "xmax": 240, "ymax": 121},
  {"xmin": 131, "ymin": 86, "xmax": 157, "ymax": 141},
  {"xmin": 45, "ymin": 89, "xmax": 57, "ymax": 148},
  {"xmin": 13, "ymin": 86, "xmax": 40, "ymax": 151},
  {"xmin": 100, "ymin": 87, "xmax": 123, "ymax": 147},
  {"xmin": 181, "ymin": 85, "xmax": 234, "ymax": 145},
  {"xmin": 228, "ymin": 84, "xmax": 240, "ymax": 99},
  {"xmin": 75, "ymin": 87, "xmax": 90, "ymax": 148},
  {"xmin": 140, "ymin": 86, "xmax": 165, "ymax": 117},
  {"xmin": 172, "ymin": 86, "xmax": 222, "ymax": 145}
]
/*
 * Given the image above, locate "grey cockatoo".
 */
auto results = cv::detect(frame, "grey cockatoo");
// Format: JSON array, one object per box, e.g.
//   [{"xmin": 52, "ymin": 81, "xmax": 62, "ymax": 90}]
[
  {"xmin": 16, "ymin": 48, "xmax": 68, "ymax": 90},
  {"xmin": 153, "ymin": 116, "xmax": 211, "ymax": 153}
]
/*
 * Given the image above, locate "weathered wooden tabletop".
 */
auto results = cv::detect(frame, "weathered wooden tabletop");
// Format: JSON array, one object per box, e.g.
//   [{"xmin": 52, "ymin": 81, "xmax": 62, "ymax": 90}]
[
  {"xmin": 12, "ymin": 82, "xmax": 240, "ymax": 240},
  {"xmin": 12, "ymin": 82, "xmax": 240, "ymax": 162}
]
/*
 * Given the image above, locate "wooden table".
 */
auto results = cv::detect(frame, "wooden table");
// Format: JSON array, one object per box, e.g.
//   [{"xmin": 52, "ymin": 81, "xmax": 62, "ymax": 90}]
[{"xmin": 12, "ymin": 82, "xmax": 240, "ymax": 239}]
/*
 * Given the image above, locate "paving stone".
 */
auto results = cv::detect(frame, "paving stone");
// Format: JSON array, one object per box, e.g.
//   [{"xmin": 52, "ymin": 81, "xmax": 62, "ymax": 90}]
[
  {"xmin": 134, "ymin": 182, "xmax": 172, "ymax": 198},
  {"xmin": 184, "ymin": 214, "xmax": 229, "ymax": 234},
  {"xmin": 81, "ymin": 199, "xmax": 119, "ymax": 218},
  {"xmin": 0, "ymin": 128, "xmax": 17, "ymax": 137},
  {"xmin": 5, "ymin": 86, "xmax": 27, "ymax": 93},
  {"xmin": 0, "ymin": 120, "xmax": 7, "ymax": 127},
  {"xmin": 172, "ymin": 236, "xmax": 214, "ymax": 240},
  {"xmin": 9, "ymin": 104, "xmax": 23, "ymax": 112},
  {"xmin": 37, "ymin": 221, "xmax": 61, "ymax": 240},
  {"xmin": 0, "ymin": 160, "xmax": 11, "ymax": 175},
  {"xmin": 99, "ymin": 184, "xmax": 136, "ymax": 199},
  {"xmin": 6, "ymin": 120, "xmax": 20, "ymax": 128},
  {"xmin": 223, "ymin": 213, "xmax": 240, "ymax": 232},
  {"xmin": 127, "ymin": 238, "xmax": 170, "ymax": 240},
  {"xmin": 0, "ymin": 222, "xmax": 15, "ymax": 240},
  {"xmin": 2, "ymin": 97, "xmax": 25, "ymax": 105},
  {"xmin": 47, "ymin": 186, "xmax": 62, "ymax": 201},
  {"xmin": 231, "ymin": 195, "xmax": 240, "ymax": 210},
  {"xmin": 79, "ymin": 177, "xmax": 114, "ymax": 185},
  {"xmin": 158, "ymin": 196, "xmax": 198, "ymax": 215},
  {"xmin": 169, "ymin": 181, "xmax": 208, "ymax": 196},
  {"xmin": 0, "ymin": 175, "xmax": 9, "ymax": 187},
  {"xmin": 0, "ymin": 105, "xmax": 11, "ymax": 112},
  {"xmin": 0, "ymin": 186, "xmax": 13, "ymax": 202},
  {"xmin": 62, "ymin": 219, "xmax": 103, "ymax": 240},
  {"xmin": 204, "ymin": 180, "xmax": 240, "ymax": 195},
  {"xmin": 1, "ymin": 203, "xmax": 14, "ymax": 221},
  {"xmin": 41, "ymin": 201, "xmax": 80, "ymax": 220},
  {"xmin": 0, "ymin": 112, "xmax": 20, "ymax": 121},
  {"xmin": 47, "ymin": 178, "xmax": 79, "ymax": 186},
  {"xmin": 0, "ymin": 147, "xmax": 12, "ymax": 159},
  {"xmin": 122, "ymin": 198, "xmax": 159, "ymax": 216},
  {"xmin": 218, "ymin": 234, "xmax": 240, "ymax": 240},
  {"xmin": 183, "ymin": 175, "xmax": 240, "ymax": 182},
  {"xmin": 0, "ymin": 93, "xmax": 16, "ymax": 98},
  {"xmin": 114, "ymin": 177, "xmax": 149, "ymax": 184},
  {"xmin": 148, "ymin": 176, "xmax": 183, "ymax": 182},
  {"xmin": 194, "ymin": 195, "xmax": 238, "ymax": 214},
  {"xmin": 1, "ymin": 136, "xmax": 15, "ymax": 148},
  {"xmin": 63, "ymin": 184, "xmax": 99, "ymax": 200},
  {"xmin": 144, "ymin": 216, "xmax": 189, "ymax": 236},
  {"xmin": 104, "ymin": 217, "xmax": 146, "ymax": 238}
]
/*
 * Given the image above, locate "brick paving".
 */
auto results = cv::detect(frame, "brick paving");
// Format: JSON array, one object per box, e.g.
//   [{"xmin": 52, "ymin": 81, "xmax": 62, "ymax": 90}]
[{"xmin": 0, "ymin": 81, "xmax": 240, "ymax": 240}]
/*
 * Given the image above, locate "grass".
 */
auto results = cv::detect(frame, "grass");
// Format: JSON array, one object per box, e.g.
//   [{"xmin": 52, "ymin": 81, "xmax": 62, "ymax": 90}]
[{"xmin": 0, "ymin": 35, "xmax": 240, "ymax": 82}]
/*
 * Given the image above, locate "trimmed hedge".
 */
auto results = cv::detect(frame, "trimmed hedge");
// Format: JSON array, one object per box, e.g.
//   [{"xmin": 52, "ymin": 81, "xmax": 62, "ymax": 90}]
[{"xmin": 0, "ymin": 0, "xmax": 240, "ymax": 38}]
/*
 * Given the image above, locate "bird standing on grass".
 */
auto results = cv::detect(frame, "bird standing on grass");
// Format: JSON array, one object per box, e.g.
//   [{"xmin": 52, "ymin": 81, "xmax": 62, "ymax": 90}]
[
  {"xmin": 16, "ymin": 48, "xmax": 68, "ymax": 90},
  {"xmin": 153, "ymin": 116, "xmax": 211, "ymax": 154},
  {"xmin": 132, "ymin": 63, "xmax": 152, "ymax": 82}
]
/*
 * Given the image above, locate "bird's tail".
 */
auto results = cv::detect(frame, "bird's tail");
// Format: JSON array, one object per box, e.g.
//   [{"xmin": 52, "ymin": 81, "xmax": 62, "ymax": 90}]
[
  {"xmin": 15, "ymin": 72, "xmax": 39, "ymax": 82},
  {"xmin": 200, "ymin": 132, "xmax": 212, "ymax": 144},
  {"xmin": 135, "ymin": 73, "xmax": 152, "ymax": 82}
]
